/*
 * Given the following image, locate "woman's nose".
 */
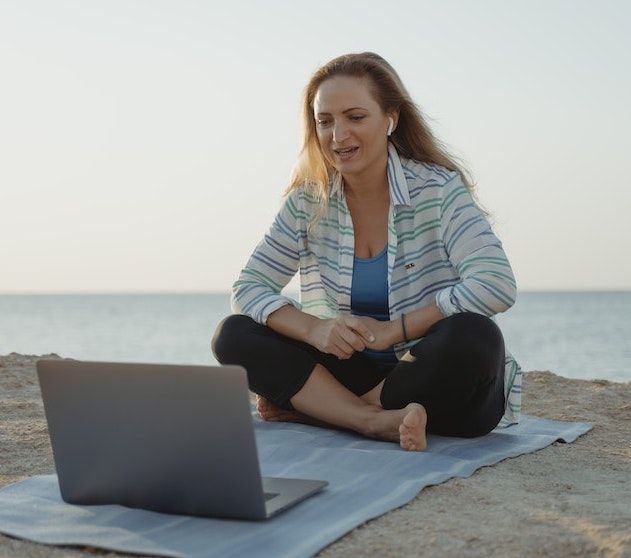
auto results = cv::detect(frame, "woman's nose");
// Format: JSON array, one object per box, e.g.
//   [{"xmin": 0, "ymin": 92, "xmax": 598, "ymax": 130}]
[{"xmin": 332, "ymin": 121, "xmax": 349, "ymax": 143}]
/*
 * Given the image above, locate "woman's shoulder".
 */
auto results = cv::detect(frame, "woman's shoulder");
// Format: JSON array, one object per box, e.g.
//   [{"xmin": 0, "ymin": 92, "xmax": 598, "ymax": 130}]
[
  {"xmin": 399, "ymin": 156, "xmax": 459, "ymax": 187},
  {"xmin": 398, "ymin": 156, "xmax": 461, "ymax": 205},
  {"xmin": 279, "ymin": 185, "xmax": 323, "ymax": 223},
  {"xmin": 283, "ymin": 184, "xmax": 321, "ymax": 208}
]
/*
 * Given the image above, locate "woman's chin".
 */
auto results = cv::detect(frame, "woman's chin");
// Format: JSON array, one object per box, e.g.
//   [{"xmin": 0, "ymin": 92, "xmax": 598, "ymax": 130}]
[{"xmin": 336, "ymin": 158, "xmax": 364, "ymax": 176}]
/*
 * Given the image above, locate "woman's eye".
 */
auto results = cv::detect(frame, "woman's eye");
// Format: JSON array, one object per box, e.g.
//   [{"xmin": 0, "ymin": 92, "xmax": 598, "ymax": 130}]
[
  {"xmin": 350, "ymin": 115, "xmax": 365, "ymax": 121},
  {"xmin": 316, "ymin": 119, "xmax": 331, "ymax": 127}
]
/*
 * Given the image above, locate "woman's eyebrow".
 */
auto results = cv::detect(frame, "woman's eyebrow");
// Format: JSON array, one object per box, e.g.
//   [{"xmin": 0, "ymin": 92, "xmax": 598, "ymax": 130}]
[{"xmin": 315, "ymin": 107, "xmax": 368, "ymax": 116}]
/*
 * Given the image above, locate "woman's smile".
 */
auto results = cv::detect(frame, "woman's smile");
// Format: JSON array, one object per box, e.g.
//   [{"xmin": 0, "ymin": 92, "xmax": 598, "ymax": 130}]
[{"xmin": 334, "ymin": 146, "xmax": 360, "ymax": 161}]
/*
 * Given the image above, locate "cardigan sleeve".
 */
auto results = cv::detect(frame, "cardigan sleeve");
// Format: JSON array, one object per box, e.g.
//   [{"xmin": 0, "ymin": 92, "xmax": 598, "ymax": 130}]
[
  {"xmin": 230, "ymin": 191, "xmax": 302, "ymax": 324},
  {"xmin": 435, "ymin": 174, "xmax": 517, "ymax": 317}
]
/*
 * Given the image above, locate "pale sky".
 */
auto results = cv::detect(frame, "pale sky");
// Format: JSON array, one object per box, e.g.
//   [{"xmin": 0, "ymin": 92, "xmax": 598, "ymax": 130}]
[{"xmin": 1, "ymin": 0, "xmax": 630, "ymax": 293}]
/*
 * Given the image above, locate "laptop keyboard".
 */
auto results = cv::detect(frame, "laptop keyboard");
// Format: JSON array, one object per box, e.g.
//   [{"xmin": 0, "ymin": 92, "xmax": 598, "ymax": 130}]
[{"xmin": 264, "ymin": 492, "xmax": 280, "ymax": 501}]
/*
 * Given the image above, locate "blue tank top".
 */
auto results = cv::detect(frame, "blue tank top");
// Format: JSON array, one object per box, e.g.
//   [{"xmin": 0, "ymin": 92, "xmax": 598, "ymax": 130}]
[{"xmin": 350, "ymin": 245, "xmax": 398, "ymax": 364}]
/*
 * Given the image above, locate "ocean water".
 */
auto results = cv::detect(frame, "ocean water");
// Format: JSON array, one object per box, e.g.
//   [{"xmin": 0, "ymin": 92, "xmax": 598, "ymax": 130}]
[{"xmin": 0, "ymin": 292, "xmax": 629, "ymax": 383}]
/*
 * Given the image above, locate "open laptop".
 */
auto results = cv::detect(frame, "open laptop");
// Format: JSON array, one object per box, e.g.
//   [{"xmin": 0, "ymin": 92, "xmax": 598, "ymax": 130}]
[{"xmin": 36, "ymin": 359, "xmax": 328, "ymax": 520}]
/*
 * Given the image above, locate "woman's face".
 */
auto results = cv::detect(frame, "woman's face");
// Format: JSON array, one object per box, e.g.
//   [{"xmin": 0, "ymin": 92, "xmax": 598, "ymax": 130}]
[{"xmin": 313, "ymin": 75, "xmax": 392, "ymax": 179}]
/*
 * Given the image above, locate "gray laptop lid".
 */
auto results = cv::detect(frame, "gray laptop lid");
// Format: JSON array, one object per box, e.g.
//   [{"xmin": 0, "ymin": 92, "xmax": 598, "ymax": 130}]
[{"xmin": 36, "ymin": 359, "xmax": 327, "ymax": 520}]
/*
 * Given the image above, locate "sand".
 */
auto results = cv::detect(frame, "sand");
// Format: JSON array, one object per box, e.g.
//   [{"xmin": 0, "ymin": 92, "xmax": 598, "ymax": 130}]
[{"xmin": 0, "ymin": 353, "xmax": 630, "ymax": 558}]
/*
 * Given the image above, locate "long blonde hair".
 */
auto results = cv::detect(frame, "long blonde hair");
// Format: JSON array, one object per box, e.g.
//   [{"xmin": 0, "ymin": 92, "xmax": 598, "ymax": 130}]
[{"xmin": 286, "ymin": 52, "xmax": 486, "ymax": 230}]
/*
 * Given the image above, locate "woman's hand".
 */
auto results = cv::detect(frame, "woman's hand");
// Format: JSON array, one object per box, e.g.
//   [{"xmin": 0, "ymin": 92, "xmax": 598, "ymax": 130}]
[
  {"xmin": 306, "ymin": 315, "xmax": 376, "ymax": 359},
  {"xmin": 352, "ymin": 316, "xmax": 400, "ymax": 350}
]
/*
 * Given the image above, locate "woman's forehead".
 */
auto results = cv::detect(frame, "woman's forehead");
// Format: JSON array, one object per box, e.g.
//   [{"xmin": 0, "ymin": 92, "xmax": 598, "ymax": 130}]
[{"xmin": 313, "ymin": 76, "xmax": 379, "ymax": 114}]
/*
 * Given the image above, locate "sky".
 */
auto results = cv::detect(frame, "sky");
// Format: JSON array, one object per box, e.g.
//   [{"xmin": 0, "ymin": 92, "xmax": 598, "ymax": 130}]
[{"xmin": 1, "ymin": 0, "xmax": 630, "ymax": 293}]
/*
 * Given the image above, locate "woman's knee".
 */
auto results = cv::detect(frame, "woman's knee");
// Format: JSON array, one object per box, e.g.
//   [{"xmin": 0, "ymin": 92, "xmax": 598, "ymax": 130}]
[
  {"xmin": 211, "ymin": 314, "xmax": 257, "ymax": 363},
  {"xmin": 433, "ymin": 400, "xmax": 505, "ymax": 438},
  {"xmin": 460, "ymin": 401, "xmax": 505, "ymax": 437},
  {"xmin": 436, "ymin": 312, "xmax": 505, "ymax": 374},
  {"xmin": 457, "ymin": 420, "xmax": 498, "ymax": 438}
]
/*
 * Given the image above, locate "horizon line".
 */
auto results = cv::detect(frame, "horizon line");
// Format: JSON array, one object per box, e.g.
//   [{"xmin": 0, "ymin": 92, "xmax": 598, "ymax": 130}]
[{"xmin": 1, "ymin": 289, "xmax": 630, "ymax": 296}]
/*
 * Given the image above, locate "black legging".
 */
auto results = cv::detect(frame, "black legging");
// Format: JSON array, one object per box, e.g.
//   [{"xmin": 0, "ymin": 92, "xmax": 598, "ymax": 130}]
[{"xmin": 211, "ymin": 312, "xmax": 505, "ymax": 438}]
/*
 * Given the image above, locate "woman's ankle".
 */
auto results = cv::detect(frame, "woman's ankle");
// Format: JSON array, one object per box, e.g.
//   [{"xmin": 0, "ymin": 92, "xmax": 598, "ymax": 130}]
[{"xmin": 358, "ymin": 405, "xmax": 389, "ymax": 438}]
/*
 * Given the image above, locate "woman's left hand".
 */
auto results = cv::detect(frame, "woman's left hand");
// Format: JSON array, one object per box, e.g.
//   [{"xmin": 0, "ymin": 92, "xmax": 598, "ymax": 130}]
[{"xmin": 351, "ymin": 316, "xmax": 399, "ymax": 351}]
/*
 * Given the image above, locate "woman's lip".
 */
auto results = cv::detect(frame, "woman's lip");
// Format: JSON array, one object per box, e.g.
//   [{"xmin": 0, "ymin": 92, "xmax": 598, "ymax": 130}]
[{"xmin": 334, "ymin": 146, "xmax": 359, "ymax": 160}]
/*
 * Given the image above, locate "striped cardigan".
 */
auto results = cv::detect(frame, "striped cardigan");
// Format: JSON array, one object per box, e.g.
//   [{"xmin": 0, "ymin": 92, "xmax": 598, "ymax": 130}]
[{"xmin": 232, "ymin": 143, "xmax": 522, "ymax": 426}]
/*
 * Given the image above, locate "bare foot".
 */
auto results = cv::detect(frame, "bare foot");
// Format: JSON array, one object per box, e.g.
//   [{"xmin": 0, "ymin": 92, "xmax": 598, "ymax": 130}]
[
  {"xmin": 367, "ymin": 403, "xmax": 428, "ymax": 451},
  {"xmin": 256, "ymin": 395, "xmax": 329, "ymax": 428},
  {"xmin": 398, "ymin": 403, "xmax": 428, "ymax": 451}
]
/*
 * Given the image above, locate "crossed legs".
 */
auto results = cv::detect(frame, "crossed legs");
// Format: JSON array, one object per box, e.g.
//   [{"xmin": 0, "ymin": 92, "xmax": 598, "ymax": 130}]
[
  {"xmin": 212, "ymin": 312, "xmax": 505, "ymax": 450},
  {"xmin": 288, "ymin": 364, "xmax": 426, "ymax": 450},
  {"xmin": 255, "ymin": 365, "xmax": 425, "ymax": 451},
  {"xmin": 256, "ymin": 375, "xmax": 384, "ymax": 423}
]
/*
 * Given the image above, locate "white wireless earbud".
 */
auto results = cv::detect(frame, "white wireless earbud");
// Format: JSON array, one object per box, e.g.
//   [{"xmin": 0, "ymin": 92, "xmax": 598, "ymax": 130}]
[{"xmin": 387, "ymin": 117, "xmax": 394, "ymax": 136}]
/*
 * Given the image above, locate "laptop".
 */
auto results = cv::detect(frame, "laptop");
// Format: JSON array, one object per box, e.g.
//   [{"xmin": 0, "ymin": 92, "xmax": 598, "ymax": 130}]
[{"xmin": 36, "ymin": 359, "xmax": 328, "ymax": 520}]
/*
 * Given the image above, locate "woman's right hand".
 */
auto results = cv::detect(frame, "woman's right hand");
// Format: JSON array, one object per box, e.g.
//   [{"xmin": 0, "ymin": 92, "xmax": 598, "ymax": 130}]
[{"xmin": 306, "ymin": 315, "xmax": 376, "ymax": 359}]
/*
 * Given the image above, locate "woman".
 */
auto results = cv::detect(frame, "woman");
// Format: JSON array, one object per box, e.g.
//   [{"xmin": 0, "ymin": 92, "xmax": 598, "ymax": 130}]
[{"xmin": 212, "ymin": 52, "xmax": 522, "ymax": 451}]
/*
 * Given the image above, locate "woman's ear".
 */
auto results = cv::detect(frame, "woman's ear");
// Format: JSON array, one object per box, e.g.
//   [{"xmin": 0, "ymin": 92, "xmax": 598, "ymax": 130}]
[{"xmin": 387, "ymin": 112, "xmax": 399, "ymax": 136}]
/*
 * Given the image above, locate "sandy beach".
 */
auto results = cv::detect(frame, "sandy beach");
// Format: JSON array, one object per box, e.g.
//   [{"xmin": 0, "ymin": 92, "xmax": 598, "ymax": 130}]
[{"xmin": 1, "ymin": 352, "xmax": 629, "ymax": 557}]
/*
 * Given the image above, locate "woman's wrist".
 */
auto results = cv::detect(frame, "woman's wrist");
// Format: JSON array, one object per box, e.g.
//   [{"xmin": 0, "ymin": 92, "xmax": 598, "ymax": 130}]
[
  {"xmin": 302, "ymin": 314, "xmax": 322, "ymax": 345},
  {"xmin": 267, "ymin": 304, "xmax": 320, "ymax": 345},
  {"xmin": 388, "ymin": 318, "xmax": 405, "ymax": 345},
  {"xmin": 389, "ymin": 304, "xmax": 444, "ymax": 345}
]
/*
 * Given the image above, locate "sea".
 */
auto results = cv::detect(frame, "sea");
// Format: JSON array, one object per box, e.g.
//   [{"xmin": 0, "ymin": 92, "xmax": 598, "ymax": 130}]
[{"xmin": 0, "ymin": 292, "xmax": 629, "ymax": 383}]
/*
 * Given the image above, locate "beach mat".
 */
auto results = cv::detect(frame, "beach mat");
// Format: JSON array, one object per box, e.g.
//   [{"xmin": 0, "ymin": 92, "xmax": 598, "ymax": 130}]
[{"xmin": 0, "ymin": 414, "xmax": 591, "ymax": 558}]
